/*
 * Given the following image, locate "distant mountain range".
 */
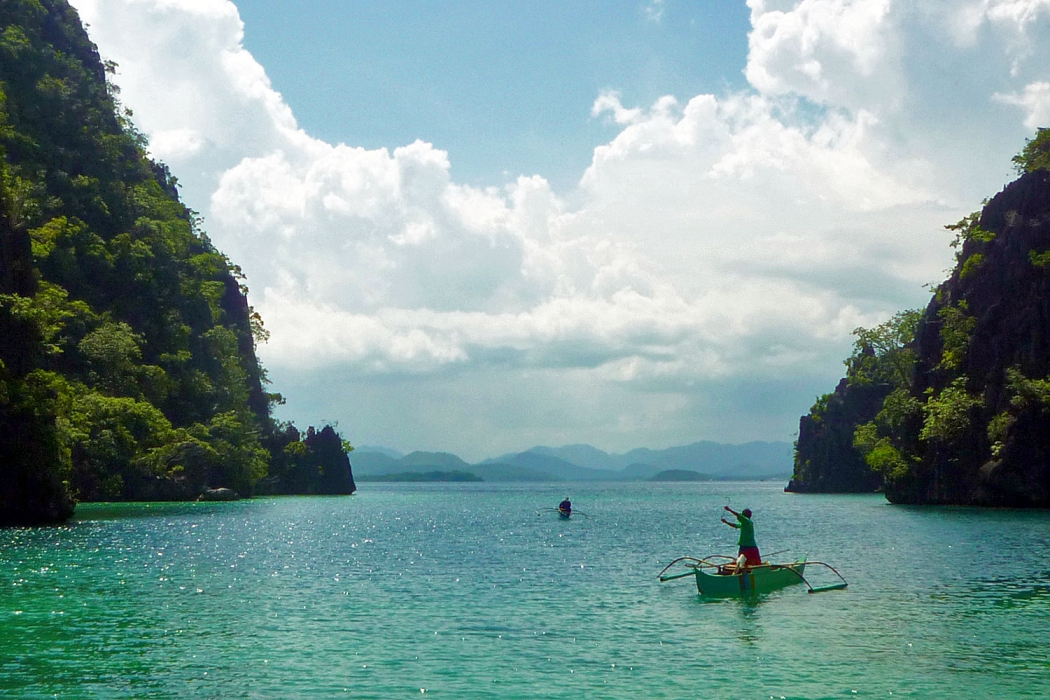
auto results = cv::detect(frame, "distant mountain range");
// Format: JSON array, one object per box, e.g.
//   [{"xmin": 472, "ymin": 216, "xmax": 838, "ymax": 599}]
[{"xmin": 349, "ymin": 441, "xmax": 793, "ymax": 482}]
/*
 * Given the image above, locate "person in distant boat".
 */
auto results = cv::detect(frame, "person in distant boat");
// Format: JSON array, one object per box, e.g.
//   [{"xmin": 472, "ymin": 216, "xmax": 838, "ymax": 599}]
[
  {"xmin": 722, "ymin": 506, "xmax": 761, "ymax": 567},
  {"xmin": 558, "ymin": 498, "xmax": 572, "ymax": 515}
]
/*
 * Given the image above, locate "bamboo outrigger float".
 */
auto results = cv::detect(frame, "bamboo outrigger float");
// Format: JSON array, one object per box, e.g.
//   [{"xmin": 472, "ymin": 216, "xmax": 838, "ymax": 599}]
[{"xmin": 658, "ymin": 555, "xmax": 848, "ymax": 597}]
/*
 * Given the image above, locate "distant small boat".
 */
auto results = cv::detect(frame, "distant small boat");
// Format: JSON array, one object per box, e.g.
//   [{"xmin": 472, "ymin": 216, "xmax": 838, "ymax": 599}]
[
  {"xmin": 658, "ymin": 555, "xmax": 847, "ymax": 597},
  {"xmin": 535, "ymin": 507, "xmax": 590, "ymax": 519}
]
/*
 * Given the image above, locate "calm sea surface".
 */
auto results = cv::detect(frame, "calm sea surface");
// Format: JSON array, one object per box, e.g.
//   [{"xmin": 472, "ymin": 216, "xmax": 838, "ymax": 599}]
[{"xmin": 2, "ymin": 481, "xmax": 1049, "ymax": 699}]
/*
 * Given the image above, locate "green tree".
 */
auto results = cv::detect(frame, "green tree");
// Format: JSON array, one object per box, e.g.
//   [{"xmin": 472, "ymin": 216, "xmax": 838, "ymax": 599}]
[
  {"xmin": 77, "ymin": 320, "xmax": 143, "ymax": 394},
  {"xmin": 65, "ymin": 390, "xmax": 177, "ymax": 500},
  {"xmin": 1012, "ymin": 127, "xmax": 1050, "ymax": 173},
  {"xmin": 936, "ymin": 302, "xmax": 976, "ymax": 371},
  {"xmin": 919, "ymin": 377, "xmax": 983, "ymax": 443},
  {"xmin": 845, "ymin": 309, "xmax": 921, "ymax": 387},
  {"xmin": 853, "ymin": 387, "xmax": 922, "ymax": 477}
]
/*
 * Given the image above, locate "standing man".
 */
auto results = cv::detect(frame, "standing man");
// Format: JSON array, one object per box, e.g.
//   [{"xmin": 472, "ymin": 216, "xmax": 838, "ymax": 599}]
[{"xmin": 722, "ymin": 506, "xmax": 761, "ymax": 566}]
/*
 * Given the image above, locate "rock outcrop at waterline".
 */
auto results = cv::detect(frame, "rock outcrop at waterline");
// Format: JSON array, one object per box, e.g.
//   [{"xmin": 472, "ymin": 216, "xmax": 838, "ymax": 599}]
[
  {"xmin": 789, "ymin": 138, "xmax": 1050, "ymax": 505},
  {"xmin": 258, "ymin": 425, "xmax": 357, "ymax": 495},
  {"xmin": 198, "ymin": 487, "xmax": 240, "ymax": 502}
]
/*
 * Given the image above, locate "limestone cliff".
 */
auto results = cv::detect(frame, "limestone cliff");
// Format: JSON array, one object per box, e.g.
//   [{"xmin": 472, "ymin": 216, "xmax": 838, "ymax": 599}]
[{"xmin": 790, "ymin": 154, "xmax": 1050, "ymax": 506}]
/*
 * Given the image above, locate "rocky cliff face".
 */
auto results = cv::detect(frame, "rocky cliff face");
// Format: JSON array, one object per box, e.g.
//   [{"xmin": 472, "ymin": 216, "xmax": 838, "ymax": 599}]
[
  {"xmin": 892, "ymin": 169, "xmax": 1050, "ymax": 505},
  {"xmin": 787, "ymin": 377, "xmax": 886, "ymax": 493},
  {"xmin": 791, "ymin": 164, "xmax": 1050, "ymax": 506}
]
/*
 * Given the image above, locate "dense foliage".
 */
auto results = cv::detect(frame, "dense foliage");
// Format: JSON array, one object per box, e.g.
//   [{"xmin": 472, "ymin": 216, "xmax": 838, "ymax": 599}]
[
  {"xmin": 1, "ymin": 153, "xmax": 75, "ymax": 522},
  {"xmin": 792, "ymin": 133, "xmax": 1050, "ymax": 505},
  {"xmin": 0, "ymin": 1, "xmax": 353, "ymax": 524}
]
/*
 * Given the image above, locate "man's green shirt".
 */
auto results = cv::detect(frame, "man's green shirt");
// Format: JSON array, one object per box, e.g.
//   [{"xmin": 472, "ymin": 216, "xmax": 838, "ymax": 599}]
[{"xmin": 736, "ymin": 514, "xmax": 756, "ymax": 548}]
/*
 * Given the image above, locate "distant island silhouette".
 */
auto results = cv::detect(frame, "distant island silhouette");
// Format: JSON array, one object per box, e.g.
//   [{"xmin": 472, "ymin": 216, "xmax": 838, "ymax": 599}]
[{"xmin": 350, "ymin": 441, "xmax": 793, "ymax": 482}]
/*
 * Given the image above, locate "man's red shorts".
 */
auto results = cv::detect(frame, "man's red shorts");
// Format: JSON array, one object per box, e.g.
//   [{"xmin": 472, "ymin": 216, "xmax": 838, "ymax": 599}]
[{"xmin": 739, "ymin": 546, "xmax": 761, "ymax": 565}]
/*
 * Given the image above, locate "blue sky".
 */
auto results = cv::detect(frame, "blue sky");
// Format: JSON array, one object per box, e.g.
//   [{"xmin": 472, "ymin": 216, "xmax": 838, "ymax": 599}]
[
  {"xmin": 233, "ymin": 1, "xmax": 752, "ymax": 190},
  {"xmin": 72, "ymin": 0, "xmax": 1050, "ymax": 461}
]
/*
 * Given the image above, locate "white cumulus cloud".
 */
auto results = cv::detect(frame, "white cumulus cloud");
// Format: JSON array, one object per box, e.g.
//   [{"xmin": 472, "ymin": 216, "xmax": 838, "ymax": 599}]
[
  {"xmin": 745, "ymin": 0, "xmax": 900, "ymax": 111},
  {"xmin": 995, "ymin": 81, "xmax": 1050, "ymax": 128},
  {"xmin": 68, "ymin": 0, "xmax": 1050, "ymax": 456}
]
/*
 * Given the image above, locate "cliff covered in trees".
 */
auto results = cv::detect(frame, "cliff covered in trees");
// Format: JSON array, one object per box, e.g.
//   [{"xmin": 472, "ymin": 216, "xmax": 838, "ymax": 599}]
[
  {"xmin": 0, "ymin": 1, "xmax": 352, "ymax": 525},
  {"xmin": 789, "ymin": 131, "xmax": 1050, "ymax": 505}
]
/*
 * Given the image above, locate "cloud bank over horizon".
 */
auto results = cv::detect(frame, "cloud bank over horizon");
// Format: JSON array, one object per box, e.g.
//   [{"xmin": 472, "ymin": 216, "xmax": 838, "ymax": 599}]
[{"xmin": 70, "ymin": 0, "xmax": 1050, "ymax": 460}]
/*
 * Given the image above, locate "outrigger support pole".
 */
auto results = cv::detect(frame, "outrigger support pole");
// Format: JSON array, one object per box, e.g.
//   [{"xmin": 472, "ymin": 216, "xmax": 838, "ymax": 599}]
[
  {"xmin": 808, "ymin": 582, "xmax": 849, "ymax": 593},
  {"xmin": 657, "ymin": 556, "xmax": 704, "ymax": 581},
  {"xmin": 658, "ymin": 570, "xmax": 697, "ymax": 582},
  {"xmin": 772, "ymin": 561, "xmax": 849, "ymax": 593},
  {"xmin": 657, "ymin": 555, "xmax": 736, "ymax": 582}
]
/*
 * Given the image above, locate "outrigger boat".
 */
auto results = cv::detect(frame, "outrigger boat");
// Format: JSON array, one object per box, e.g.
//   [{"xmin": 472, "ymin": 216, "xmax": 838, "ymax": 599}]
[{"xmin": 658, "ymin": 554, "xmax": 847, "ymax": 597}]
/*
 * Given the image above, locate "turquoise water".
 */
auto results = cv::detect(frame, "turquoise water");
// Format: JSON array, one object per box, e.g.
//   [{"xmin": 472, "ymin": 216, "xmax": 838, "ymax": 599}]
[{"xmin": 2, "ymin": 481, "xmax": 1050, "ymax": 699}]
